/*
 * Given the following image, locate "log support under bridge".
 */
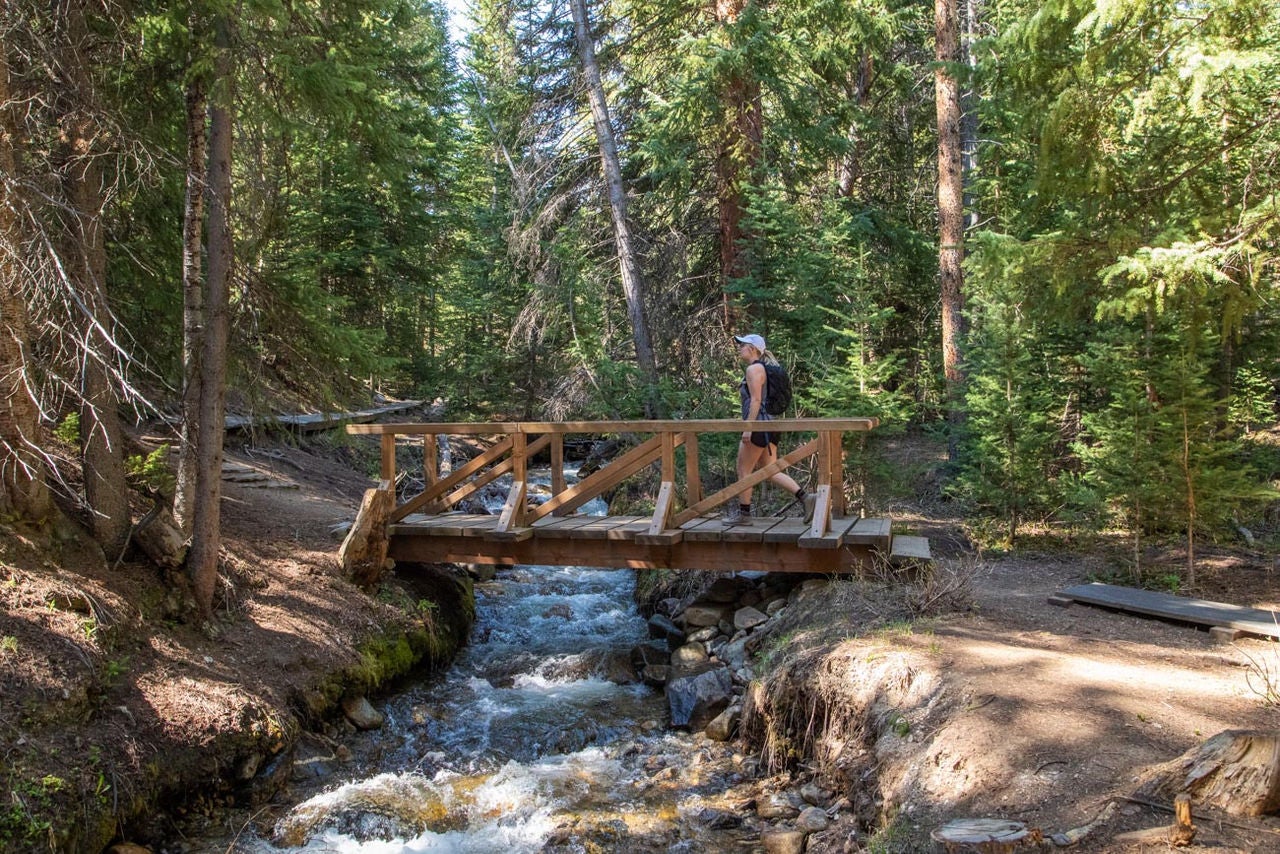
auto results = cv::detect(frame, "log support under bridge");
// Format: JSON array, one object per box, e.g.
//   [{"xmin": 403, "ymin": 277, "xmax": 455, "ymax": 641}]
[{"xmin": 341, "ymin": 418, "xmax": 931, "ymax": 577}]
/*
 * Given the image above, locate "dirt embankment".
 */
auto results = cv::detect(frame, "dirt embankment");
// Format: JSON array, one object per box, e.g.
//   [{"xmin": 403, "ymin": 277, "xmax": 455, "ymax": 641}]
[
  {"xmin": 0, "ymin": 437, "xmax": 474, "ymax": 854},
  {"xmin": 715, "ymin": 552, "xmax": 1280, "ymax": 852}
]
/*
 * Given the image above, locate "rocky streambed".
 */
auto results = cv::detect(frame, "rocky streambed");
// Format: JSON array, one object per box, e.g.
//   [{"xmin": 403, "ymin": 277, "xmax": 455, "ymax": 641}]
[{"xmin": 163, "ymin": 562, "xmax": 885, "ymax": 854}]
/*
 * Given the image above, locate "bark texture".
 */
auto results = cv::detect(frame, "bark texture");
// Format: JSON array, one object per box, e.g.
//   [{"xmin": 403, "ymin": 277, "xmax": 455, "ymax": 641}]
[
  {"xmin": 59, "ymin": 1, "xmax": 130, "ymax": 553},
  {"xmin": 1139, "ymin": 730, "xmax": 1280, "ymax": 817},
  {"xmin": 187, "ymin": 17, "xmax": 234, "ymax": 617},
  {"xmin": 338, "ymin": 481, "xmax": 394, "ymax": 588},
  {"xmin": 936, "ymin": 0, "xmax": 966, "ymax": 434},
  {"xmin": 712, "ymin": 0, "xmax": 762, "ymax": 323},
  {"xmin": 175, "ymin": 73, "xmax": 208, "ymax": 536},
  {"xmin": 0, "ymin": 49, "xmax": 51, "ymax": 521}
]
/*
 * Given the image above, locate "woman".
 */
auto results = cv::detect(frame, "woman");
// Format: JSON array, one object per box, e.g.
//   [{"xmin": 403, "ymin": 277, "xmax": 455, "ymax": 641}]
[{"xmin": 723, "ymin": 333, "xmax": 816, "ymax": 526}]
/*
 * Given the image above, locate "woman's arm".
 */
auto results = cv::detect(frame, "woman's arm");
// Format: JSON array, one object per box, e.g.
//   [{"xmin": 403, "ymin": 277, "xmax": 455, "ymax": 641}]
[{"xmin": 743, "ymin": 362, "xmax": 766, "ymax": 439}]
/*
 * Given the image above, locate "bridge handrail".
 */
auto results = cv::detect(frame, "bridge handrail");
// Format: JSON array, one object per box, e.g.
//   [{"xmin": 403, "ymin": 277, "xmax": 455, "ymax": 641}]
[
  {"xmin": 346, "ymin": 417, "xmax": 878, "ymax": 435},
  {"xmin": 346, "ymin": 417, "xmax": 879, "ymax": 542}
]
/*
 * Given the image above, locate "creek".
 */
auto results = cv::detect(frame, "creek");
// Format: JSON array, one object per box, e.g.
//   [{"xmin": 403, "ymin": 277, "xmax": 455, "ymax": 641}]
[{"xmin": 205, "ymin": 472, "xmax": 762, "ymax": 853}]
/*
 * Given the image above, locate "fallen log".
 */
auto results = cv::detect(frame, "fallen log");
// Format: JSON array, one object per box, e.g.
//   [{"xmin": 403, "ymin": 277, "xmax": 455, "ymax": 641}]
[{"xmin": 930, "ymin": 819, "xmax": 1039, "ymax": 853}]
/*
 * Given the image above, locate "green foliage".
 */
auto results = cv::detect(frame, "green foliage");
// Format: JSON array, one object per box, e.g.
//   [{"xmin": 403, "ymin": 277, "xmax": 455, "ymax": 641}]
[
  {"xmin": 52, "ymin": 414, "xmax": 80, "ymax": 446},
  {"xmin": 125, "ymin": 447, "xmax": 176, "ymax": 495},
  {"xmin": 1228, "ymin": 366, "xmax": 1276, "ymax": 434},
  {"xmin": 953, "ymin": 245, "xmax": 1060, "ymax": 545}
]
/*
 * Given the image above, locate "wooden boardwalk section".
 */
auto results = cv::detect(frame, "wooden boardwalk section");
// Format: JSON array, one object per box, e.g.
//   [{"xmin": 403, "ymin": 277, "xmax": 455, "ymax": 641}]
[
  {"xmin": 1052, "ymin": 582, "xmax": 1280, "ymax": 641},
  {"xmin": 344, "ymin": 418, "xmax": 930, "ymax": 575}
]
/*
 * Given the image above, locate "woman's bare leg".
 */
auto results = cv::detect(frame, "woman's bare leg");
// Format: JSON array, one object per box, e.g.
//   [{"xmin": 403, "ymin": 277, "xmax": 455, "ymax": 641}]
[{"xmin": 736, "ymin": 438, "xmax": 768, "ymax": 506}]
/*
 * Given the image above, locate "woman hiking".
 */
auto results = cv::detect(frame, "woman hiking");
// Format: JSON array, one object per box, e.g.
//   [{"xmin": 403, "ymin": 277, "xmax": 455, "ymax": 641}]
[{"xmin": 723, "ymin": 333, "xmax": 816, "ymax": 526}]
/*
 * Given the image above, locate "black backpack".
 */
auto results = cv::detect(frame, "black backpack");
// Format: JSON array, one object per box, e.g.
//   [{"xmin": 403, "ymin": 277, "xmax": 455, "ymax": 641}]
[{"xmin": 761, "ymin": 362, "xmax": 792, "ymax": 415}]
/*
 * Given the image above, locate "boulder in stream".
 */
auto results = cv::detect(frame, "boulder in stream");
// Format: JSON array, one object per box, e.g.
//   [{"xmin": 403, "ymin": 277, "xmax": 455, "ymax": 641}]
[
  {"xmin": 341, "ymin": 695, "xmax": 385, "ymax": 731},
  {"xmin": 666, "ymin": 664, "xmax": 733, "ymax": 729}
]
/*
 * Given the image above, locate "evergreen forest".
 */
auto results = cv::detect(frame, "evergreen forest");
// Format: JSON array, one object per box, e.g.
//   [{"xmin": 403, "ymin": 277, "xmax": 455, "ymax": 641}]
[{"xmin": 2, "ymin": 0, "xmax": 1278, "ymax": 605}]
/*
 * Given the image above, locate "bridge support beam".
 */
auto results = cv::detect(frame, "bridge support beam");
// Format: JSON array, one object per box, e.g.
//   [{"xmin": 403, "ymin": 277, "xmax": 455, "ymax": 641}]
[{"xmin": 387, "ymin": 532, "xmax": 877, "ymax": 575}]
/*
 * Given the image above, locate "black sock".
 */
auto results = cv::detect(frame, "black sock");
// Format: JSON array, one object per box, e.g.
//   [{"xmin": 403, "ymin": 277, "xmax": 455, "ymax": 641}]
[
  {"xmin": 739, "ymin": 503, "xmax": 751, "ymax": 514},
  {"xmin": 795, "ymin": 488, "xmax": 806, "ymax": 500}
]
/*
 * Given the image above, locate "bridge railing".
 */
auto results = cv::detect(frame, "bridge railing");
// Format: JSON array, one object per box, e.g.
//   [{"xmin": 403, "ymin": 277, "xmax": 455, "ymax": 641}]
[{"xmin": 346, "ymin": 418, "xmax": 878, "ymax": 542}]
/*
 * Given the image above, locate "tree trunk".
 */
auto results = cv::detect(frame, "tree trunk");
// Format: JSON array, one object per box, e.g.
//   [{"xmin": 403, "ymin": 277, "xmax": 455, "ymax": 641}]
[
  {"xmin": 59, "ymin": 1, "xmax": 130, "ymax": 554},
  {"xmin": 0, "ymin": 48, "xmax": 51, "ymax": 521},
  {"xmin": 569, "ymin": 0, "xmax": 661, "ymax": 417},
  {"xmin": 961, "ymin": 0, "xmax": 981, "ymax": 231},
  {"xmin": 837, "ymin": 50, "xmax": 874, "ymax": 198},
  {"xmin": 936, "ymin": 0, "xmax": 966, "ymax": 447},
  {"xmin": 712, "ymin": 0, "xmax": 762, "ymax": 324},
  {"xmin": 174, "ymin": 72, "xmax": 208, "ymax": 536},
  {"xmin": 187, "ymin": 16, "xmax": 234, "ymax": 618}
]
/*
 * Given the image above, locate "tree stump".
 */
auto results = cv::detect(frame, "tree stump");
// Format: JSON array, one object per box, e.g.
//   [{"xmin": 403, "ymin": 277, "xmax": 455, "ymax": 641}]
[
  {"xmin": 930, "ymin": 819, "xmax": 1032, "ymax": 853},
  {"xmin": 134, "ymin": 505, "xmax": 188, "ymax": 570},
  {"xmin": 1138, "ymin": 729, "xmax": 1280, "ymax": 817},
  {"xmin": 338, "ymin": 480, "xmax": 393, "ymax": 587}
]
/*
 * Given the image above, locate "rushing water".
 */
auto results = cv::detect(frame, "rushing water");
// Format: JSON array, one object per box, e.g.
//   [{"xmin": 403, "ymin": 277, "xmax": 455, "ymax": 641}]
[{"xmin": 211, "ymin": 474, "xmax": 759, "ymax": 853}]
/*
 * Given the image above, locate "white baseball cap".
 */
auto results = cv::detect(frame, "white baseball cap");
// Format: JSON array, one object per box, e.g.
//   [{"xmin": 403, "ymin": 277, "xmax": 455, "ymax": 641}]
[{"xmin": 734, "ymin": 333, "xmax": 766, "ymax": 351}]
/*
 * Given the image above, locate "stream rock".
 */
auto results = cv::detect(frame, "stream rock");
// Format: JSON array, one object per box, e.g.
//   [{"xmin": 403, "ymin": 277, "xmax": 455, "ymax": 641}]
[
  {"xmin": 683, "ymin": 603, "xmax": 732, "ymax": 628},
  {"xmin": 797, "ymin": 806, "xmax": 830, "ymax": 832},
  {"xmin": 341, "ymin": 696, "xmax": 385, "ymax": 730},
  {"xmin": 762, "ymin": 828, "xmax": 808, "ymax": 854},
  {"xmin": 705, "ymin": 704, "xmax": 741, "ymax": 741},
  {"xmin": 704, "ymin": 576, "xmax": 743, "ymax": 602},
  {"xmin": 666, "ymin": 664, "xmax": 733, "ymax": 729},
  {"xmin": 631, "ymin": 642, "xmax": 670, "ymax": 670},
  {"xmin": 648, "ymin": 613, "xmax": 686, "ymax": 647},
  {"xmin": 733, "ymin": 606, "xmax": 769, "ymax": 631},
  {"xmin": 671, "ymin": 641, "xmax": 709, "ymax": 667},
  {"xmin": 757, "ymin": 793, "xmax": 801, "ymax": 819}
]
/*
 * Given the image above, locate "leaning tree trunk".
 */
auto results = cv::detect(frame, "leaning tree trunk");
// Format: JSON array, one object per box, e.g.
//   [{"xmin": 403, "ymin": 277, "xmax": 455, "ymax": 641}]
[
  {"xmin": 569, "ymin": 0, "xmax": 662, "ymax": 417},
  {"xmin": 936, "ymin": 0, "xmax": 966, "ymax": 453},
  {"xmin": 187, "ymin": 15, "xmax": 234, "ymax": 618},
  {"xmin": 174, "ymin": 72, "xmax": 208, "ymax": 536},
  {"xmin": 0, "ymin": 48, "xmax": 51, "ymax": 522},
  {"xmin": 59, "ymin": 1, "xmax": 130, "ymax": 554}
]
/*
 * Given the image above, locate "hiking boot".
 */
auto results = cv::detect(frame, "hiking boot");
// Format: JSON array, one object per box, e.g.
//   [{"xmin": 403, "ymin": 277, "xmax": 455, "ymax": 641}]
[
  {"xmin": 802, "ymin": 492, "xmax": 818, "ymax": 523},
  {"xmin": 721, "ymin": 504, "xmax": 749, "ymax": 527}
]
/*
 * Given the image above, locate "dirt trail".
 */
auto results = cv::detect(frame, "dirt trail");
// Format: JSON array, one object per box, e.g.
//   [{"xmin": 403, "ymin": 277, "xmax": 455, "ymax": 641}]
[{"xmin": 782, "ymin": 552, "xmax": 1280, "ymax": 851}]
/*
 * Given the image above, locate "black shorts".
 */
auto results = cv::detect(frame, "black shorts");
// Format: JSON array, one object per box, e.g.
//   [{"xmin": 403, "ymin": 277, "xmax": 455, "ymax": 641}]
[{"xmin": 750, "ymin": 430, "xmax": 776, "ymax": 449}]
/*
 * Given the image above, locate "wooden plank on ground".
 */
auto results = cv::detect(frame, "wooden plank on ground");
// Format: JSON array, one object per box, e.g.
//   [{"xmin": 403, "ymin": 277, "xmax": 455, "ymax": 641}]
[
  {"xmin": 889, "ymin": 535, "xmax": 931, "ymax": 563},
  {"xmin": 847, "ymin": 517, "xmax": 892, "ymax": 547},
  {"xmin": 799, "ymin": 515, "xmax": 858, "ymax": 549},
  {"xmin": 1056, "ymin": 583, "xmax": 1280, "ymax": 640}
]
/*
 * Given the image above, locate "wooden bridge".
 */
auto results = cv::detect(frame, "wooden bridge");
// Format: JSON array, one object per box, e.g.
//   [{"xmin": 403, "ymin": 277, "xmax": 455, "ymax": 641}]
[{"xmin": 342, "ymin": 418, "xmax": 930, "ymax": 577}]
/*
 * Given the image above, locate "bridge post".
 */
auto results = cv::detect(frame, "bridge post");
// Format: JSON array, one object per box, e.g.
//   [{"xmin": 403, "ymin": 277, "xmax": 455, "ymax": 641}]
[
  {"xmin": 495, "ymin": 430, "xmax": 528, "ymax": 536},
  {"xmin": 423, "ymin": 435, "xmax": 437, "ymax": 489},
  {"xmin": 683, "ymin": 432, "xmax": 701, "ymax": 506}
]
